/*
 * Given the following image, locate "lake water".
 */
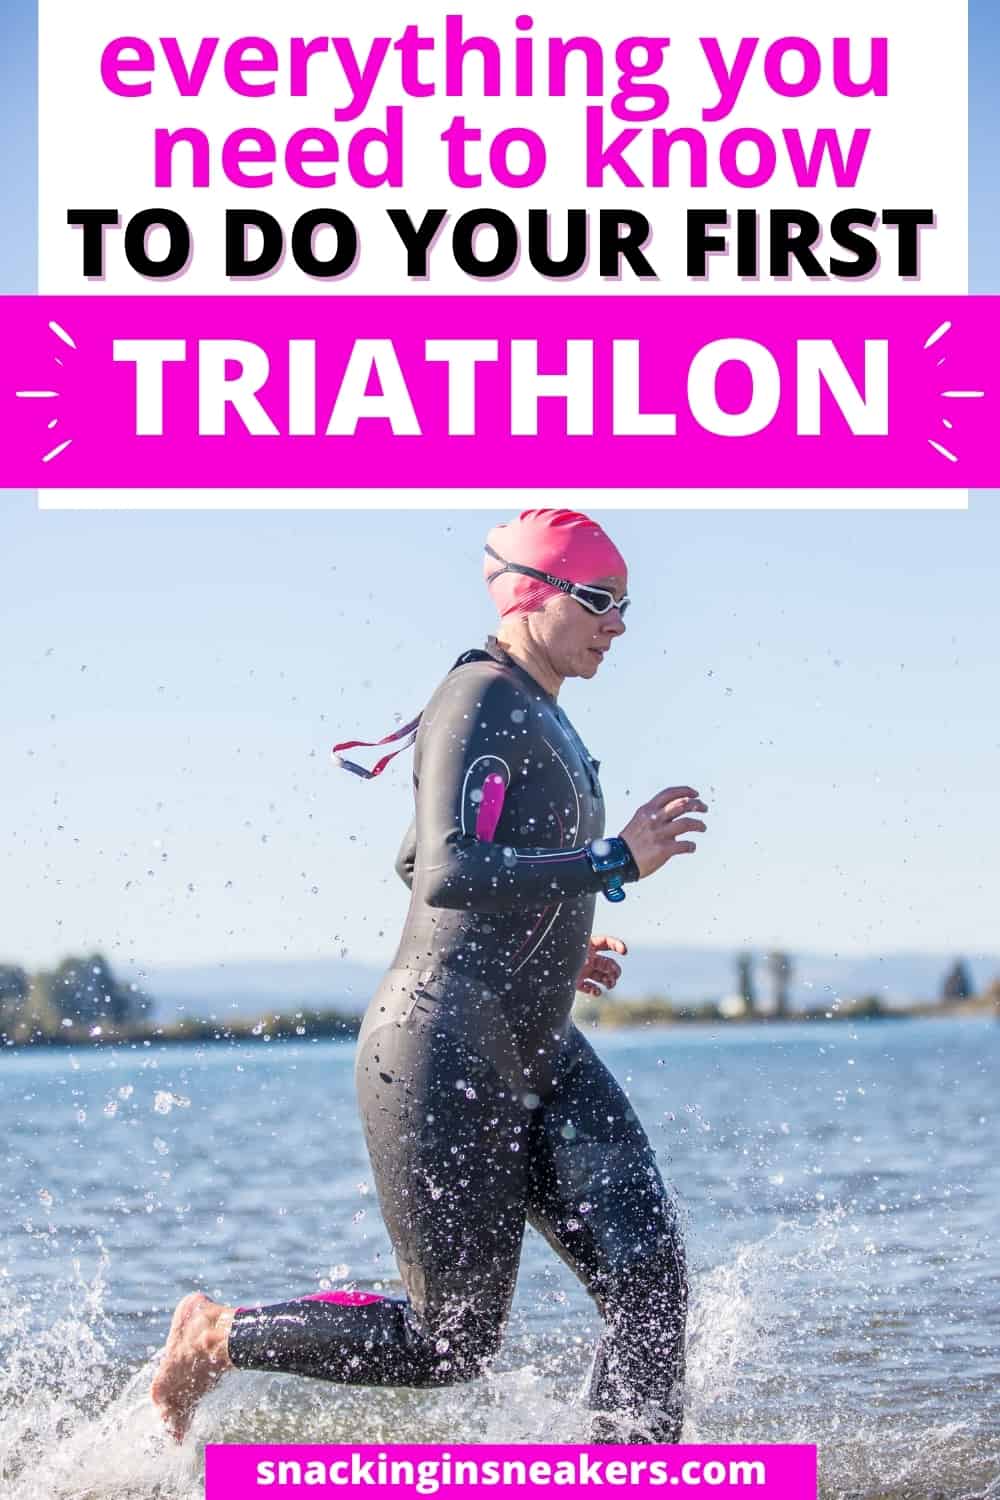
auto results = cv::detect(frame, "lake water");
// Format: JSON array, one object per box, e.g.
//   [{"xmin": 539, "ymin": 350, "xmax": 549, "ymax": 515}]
[{"xmin": 1, "ymin": 1017, "xmax": 997, "ymax": 1499}]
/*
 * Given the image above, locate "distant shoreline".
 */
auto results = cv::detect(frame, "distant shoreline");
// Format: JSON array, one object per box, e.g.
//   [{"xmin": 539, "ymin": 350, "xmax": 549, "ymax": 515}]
[{"xmin": 2, "ymin": 991, "xmax": 996, "ymax": 1054}]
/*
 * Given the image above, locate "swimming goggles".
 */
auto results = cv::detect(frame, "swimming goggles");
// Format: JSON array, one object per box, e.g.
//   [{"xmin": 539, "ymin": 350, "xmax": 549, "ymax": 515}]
[{"xmin": 484, "ymin": 545, "xmax": 630, "ymax": 618}]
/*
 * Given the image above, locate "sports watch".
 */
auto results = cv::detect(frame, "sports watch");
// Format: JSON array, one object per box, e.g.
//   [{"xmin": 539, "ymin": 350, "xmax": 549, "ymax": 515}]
[{"xmin": 585, "ymin": 837, "xmax": 639, "ymax": 903}]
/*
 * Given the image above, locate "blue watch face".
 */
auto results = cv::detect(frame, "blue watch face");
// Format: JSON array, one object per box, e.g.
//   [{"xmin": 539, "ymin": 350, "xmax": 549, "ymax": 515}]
[
  {"xmin": 587, "ymin": 840, "xmax": 630, "ymax": 901},
  {"xmin": 590, "ymin": 838, "xmax": 629, "ymax": 874}
]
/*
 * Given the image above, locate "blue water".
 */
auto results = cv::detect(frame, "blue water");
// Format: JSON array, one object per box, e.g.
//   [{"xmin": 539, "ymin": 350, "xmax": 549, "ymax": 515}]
[{"xmin": 1, "ymin": 1018, "xmax": 997, "ymax": 1498}]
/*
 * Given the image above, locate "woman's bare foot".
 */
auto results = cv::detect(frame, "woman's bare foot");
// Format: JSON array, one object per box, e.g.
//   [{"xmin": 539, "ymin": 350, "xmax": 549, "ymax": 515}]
[{"xmin": 151, "ymin": 1292, "xmax": 236, "ymax": 1442}]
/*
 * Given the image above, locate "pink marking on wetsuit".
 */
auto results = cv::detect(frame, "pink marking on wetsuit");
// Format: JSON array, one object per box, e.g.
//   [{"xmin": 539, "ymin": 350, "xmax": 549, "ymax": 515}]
[
  {"xmin": 297, "ymin": 1290, "xmax": 384, "ymax": 1305},
  {"xmin": 475, "ymin": 772, "xmax": 507, "ymax": 841}
]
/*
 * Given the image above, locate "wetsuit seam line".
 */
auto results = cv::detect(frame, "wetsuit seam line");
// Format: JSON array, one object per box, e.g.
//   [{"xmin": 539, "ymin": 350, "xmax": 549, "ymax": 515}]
[
  {"xmin": 510, "ymin": 737, "xmax": 580, "ymax": 974},
  {"xmin": 542, "ymin": 737, "xmax": 582, "ymax": 837},
  {"xmin": 511, "ymin": 903, "xmax": 564, "ymax": 975}
]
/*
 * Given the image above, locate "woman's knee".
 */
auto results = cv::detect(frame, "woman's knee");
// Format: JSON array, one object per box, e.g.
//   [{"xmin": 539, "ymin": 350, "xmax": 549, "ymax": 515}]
[
  {"xmin": 411, "ymin": 1267, "xmax": 512, "ymax": 1385},
  {"xmin": 598, "ymin": 1234, "xmax": 688, "ymax": 1328},
  {"xmin": 423, "ymin": 1303, "xmax": 506, "ymax": 1384}
]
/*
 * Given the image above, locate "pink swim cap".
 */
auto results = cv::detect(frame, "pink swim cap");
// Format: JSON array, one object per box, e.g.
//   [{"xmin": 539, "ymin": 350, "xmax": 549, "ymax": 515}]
[{"xmin": 484, "ymin": 509, "xmax": 627, "ymax": 619}]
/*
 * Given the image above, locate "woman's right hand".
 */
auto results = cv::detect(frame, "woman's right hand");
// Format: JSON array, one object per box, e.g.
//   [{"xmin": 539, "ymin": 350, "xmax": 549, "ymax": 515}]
[{"xmin": 619, "ymin": 786, "xmax": 708, "ymax": 879}]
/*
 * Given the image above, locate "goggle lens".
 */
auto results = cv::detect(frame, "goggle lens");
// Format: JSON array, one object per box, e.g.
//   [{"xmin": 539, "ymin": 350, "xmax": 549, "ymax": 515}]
[{"xmin": 574, "ymin": 585, "xmax": 630, "ymax": 617}]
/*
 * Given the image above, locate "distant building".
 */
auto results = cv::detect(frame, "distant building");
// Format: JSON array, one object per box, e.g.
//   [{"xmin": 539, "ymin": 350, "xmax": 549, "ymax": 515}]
[
  {"xmin": 940, "ymin": 959, "xmax": 973, "ymax": 1004},
  {"xmin": 735, "ymin": 952, "xmax": 756, "ymax": 1012},
  {"xmin": 767, "ymin": 951, "xmax": 793, "ymax": 1017}
]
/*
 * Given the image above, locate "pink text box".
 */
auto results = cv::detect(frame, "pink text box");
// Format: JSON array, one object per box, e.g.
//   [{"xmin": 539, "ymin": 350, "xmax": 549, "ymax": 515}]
[{"xmin": 1, "ymin": 296, "xmax": 995, "ymax": 489}]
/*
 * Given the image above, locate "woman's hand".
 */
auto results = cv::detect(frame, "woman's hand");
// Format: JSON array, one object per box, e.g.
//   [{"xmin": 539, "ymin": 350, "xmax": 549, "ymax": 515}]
[
  {"xmin": 619, "ymin": 786, "xmax": 708, "ymax": 879},
  {"xmin": 576, "ymin": 934, "xmax": 628, "ymax": 997}
]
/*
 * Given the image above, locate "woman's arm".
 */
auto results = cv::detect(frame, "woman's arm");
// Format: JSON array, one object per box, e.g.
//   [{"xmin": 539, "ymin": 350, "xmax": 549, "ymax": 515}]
[{"xmin": 413, "ymin": 665, "xmax": 621, "ymax": 912}]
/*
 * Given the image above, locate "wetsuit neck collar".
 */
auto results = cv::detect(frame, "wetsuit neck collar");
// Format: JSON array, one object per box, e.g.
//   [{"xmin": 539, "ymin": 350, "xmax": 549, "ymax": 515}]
[
  {"xmin": 484, "ymin": 637, "xmax": 602, "ymax": 793},
  {"xmin": 483, "ymin": 635, "xmax": 558, "ymax": 703}
]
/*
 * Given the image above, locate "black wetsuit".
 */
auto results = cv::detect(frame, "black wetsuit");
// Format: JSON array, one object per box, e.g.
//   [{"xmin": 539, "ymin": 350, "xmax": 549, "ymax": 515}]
[{"xmin": 229, "ymin": 638, "xmax": 687, "ymax": 1440}]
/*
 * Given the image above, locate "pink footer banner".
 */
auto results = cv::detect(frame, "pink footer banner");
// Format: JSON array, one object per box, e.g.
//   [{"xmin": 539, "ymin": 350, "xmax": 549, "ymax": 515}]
[
  {"xmin": 204, "ymin": 1443, "xmax": 818, "ymax": 1499},
  {"xmin": 1, "ymin": 295, "xmax": 995, "ymax": 489}
]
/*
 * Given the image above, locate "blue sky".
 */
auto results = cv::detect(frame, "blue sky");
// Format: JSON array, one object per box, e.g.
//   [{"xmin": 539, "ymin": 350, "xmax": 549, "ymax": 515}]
[{"xmin": 1, "ymin": 3, "xmax": 997, "ymax": 974}]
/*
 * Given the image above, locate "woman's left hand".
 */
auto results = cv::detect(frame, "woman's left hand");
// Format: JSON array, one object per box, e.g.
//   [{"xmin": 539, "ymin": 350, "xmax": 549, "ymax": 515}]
[{"xmin": 576, "ymin": 934, "xmax": 628, "ymax": 996}]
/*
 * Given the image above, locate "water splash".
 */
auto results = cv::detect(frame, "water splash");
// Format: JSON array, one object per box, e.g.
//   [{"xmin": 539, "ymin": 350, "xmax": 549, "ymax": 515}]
[
  {"xmin": 1, "ymin": 1213, "xmax": 996, "ymax": 1499},
  {"xmin": 685, "ymin": 1211, "xmax": 997, "ymax": 1498},
  {"xmin": 0, "ymin": 1252, "xmax": 198, "ymax": 1500}
]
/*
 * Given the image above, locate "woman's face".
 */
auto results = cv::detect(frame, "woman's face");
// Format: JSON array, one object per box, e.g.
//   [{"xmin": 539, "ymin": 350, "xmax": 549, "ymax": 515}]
[{"xmin": 538, "ymin": 573, "xmax": 628, "ymax": 682}]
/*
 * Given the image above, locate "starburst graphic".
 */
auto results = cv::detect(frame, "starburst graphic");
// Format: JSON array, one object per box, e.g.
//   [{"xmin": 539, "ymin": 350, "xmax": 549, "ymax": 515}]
[
  {"xmin": 15, "ymin": 320, "xmax": 79, "ymax": 463},
  {"xmin": 49, "ymin": 320, "xmax": 77, "ymax": 350},
  {"xmin": 921, "ymin": 321, "xmax": 986, "ymax": 464}
]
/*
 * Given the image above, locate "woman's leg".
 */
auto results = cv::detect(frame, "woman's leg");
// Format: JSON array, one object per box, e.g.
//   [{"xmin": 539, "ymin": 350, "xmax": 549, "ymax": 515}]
[
  {"xmin": 154, "ymin": 983, "xmax": 530, "ymax": 1440},
  {"xmin": 526, "ymin": 1029, "xmax": 687, "ymax": 1442},
  {"xmin": 226, "ymin": 1012, "xmax": 528, "ymax": 1388}
]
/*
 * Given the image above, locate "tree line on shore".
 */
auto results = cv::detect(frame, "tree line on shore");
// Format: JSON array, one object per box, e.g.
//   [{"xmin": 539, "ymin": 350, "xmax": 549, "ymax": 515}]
[
  {"xmin": 1, "ymin": 949, "xmax": 996, "ymax": 1052},
  {"xmin": 573, "ymin": 951, "xmax": 998, "ymax": 1028},
  {"xmin": 0, "ymin": 952, "xmax": 360, "ymax": 1049},
  {"xmin": 707, "ymin": 950, "xmax": 985, "ymax": 1021},
  {"xmin": 0, "ymin": 953, "xmax": 150, "ymax": 1043}
]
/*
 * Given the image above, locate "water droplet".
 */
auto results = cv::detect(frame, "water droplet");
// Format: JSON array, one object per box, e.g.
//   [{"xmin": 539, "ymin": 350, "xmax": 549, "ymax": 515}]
[{"xmin": 153, "ymin": 1090, "xmax": 190, "ymax": 1114}]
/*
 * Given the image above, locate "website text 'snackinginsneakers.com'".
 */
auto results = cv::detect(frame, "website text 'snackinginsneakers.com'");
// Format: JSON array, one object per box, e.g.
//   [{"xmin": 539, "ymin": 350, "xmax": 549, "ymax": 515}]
[
  {"xmin": 205, "ymin": 1443, "xmax": 819, "ymax": 1500},
  {"xmin": 256, "ymin": 1451, "xmax": 769, "ymax": 1490}
]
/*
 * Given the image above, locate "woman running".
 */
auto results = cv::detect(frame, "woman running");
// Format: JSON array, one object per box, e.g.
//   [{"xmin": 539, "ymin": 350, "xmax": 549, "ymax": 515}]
[{"xmin": 152, "ymin": 509, "xmax": 707, "ymax": 1443}]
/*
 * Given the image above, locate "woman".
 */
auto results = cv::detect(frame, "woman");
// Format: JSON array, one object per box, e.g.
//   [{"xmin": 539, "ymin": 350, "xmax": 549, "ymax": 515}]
[{"xmin": 152, "ymin": 509, "xmax": 707, "ymax": 1443}]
